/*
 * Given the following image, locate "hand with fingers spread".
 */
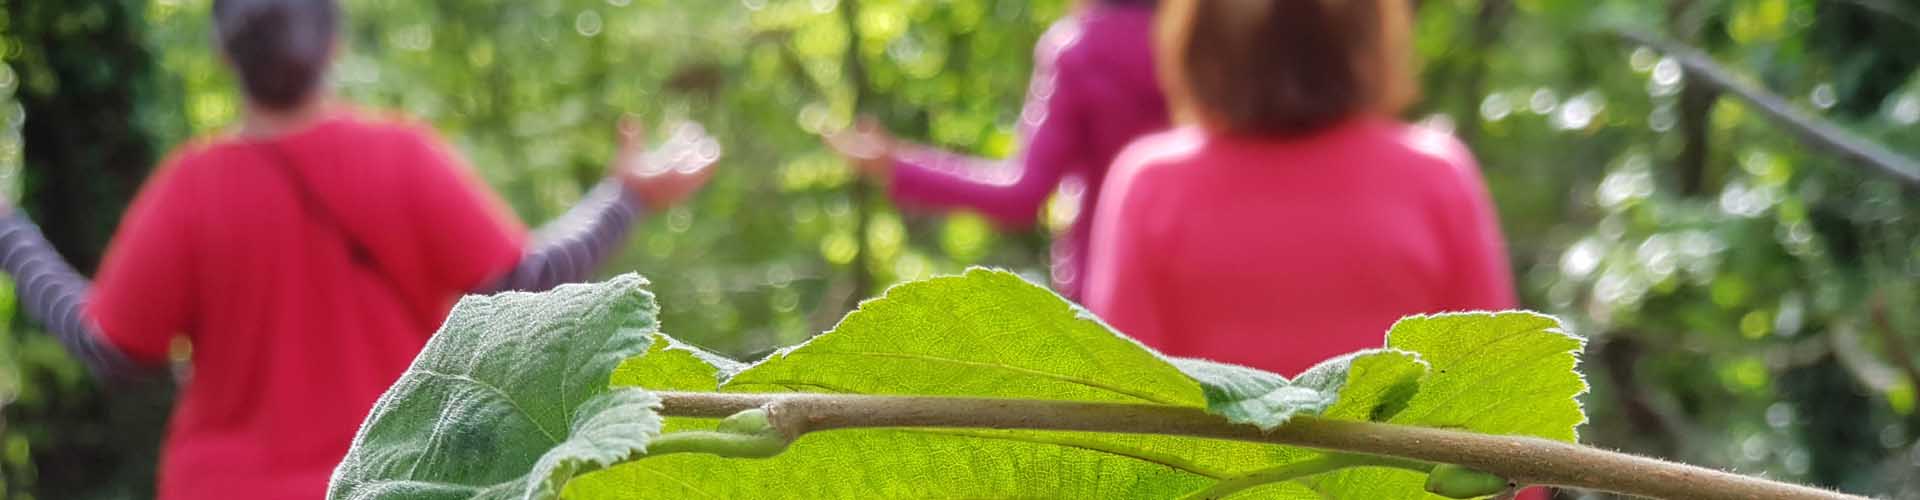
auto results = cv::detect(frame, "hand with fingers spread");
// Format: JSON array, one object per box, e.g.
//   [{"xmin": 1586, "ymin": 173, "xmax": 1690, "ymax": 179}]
[
  {"xmin": 821, "ymin": 116, "xmax": 897, "ymax": 183},
  {"xmin": 612, "ymin": 119, "xmax": 722, "ymax": 211}
]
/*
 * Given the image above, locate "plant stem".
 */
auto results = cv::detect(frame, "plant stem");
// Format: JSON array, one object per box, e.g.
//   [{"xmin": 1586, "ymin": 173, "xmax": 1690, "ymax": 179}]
[
  {"xmin": 645, "ymin": 430, "xmax": 789, "ymax": 459},
  {"xmin": 654, "ymin": 391, "xmax": 1865, "ymax": 500},
  {"xmin": 1176, "ymin": 454, "xmax": 1431, "ymax": 500},
  {"xmin": 1827, "ymin": 0, "xmax": 1920, "ymax": 31},
  {"xmin": 1870, "ymin": 292, "xmax": 1920, "ymax": 396}
]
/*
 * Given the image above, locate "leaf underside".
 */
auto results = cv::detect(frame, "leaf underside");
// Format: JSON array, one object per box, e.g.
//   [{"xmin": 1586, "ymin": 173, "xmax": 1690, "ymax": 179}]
[{"xmin": 329, "ymin": 275, "xmax": 667, "ymax": 500}]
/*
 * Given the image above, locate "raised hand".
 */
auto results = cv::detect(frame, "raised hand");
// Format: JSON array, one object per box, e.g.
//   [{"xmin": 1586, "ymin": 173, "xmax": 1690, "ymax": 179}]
[
  {"xmin": 611, "ymin": 119, "xmax": 721, "ymax": 211},
  {"xmin": 821, "ymin": 116, "xmax": 896, "ymax": 182}
]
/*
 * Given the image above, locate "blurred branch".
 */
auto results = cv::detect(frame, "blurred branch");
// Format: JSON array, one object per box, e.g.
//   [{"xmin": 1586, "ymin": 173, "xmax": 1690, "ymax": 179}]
[
  {"xmin": 1454, "ymin": 0, "xmax": 1512, "ymax": 146},
  {"xmin": 1614, "ymin": 30, "xmax": 1920, "ymax": 191},
  {"xmin": 1869, "ymin": 292, "xmax": 1920, "ymax": 394},
  {"xmin": 1830, "ymin": 290, "xmax": 1920, "ymax": 416},
  {"xmin": 1596, "ymin": 334, "xmax": 1687, "ymax": 458},
  {"xmin": 1826, "ymin": 0, "xmax": 1920, "ymax": 31},
  {"xmin": 1832, "ymin": 323, "xmax": 1905, "ymax": 393},
  {"xmin": 1671, "ymin": 0, "xmax": 1721, "ymax": 39},
  {"xmin": 1669, "ymin": 0, "xmax": 1720, "ymax": 196}
]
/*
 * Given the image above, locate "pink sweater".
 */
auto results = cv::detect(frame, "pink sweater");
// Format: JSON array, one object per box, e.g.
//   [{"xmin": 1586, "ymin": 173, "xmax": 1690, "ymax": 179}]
[
  {"xmin": 889, "ymin": 5, "xmax": 1166, "ymax": 300},
  {"xmin": 1085, "ymin": 119, "xmax": 1517, "ymax": 377}
]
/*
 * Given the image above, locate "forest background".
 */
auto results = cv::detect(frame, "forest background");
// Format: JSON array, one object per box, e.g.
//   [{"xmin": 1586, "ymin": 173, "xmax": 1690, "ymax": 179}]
[{"xmin": 1, "ymin": 0, "xmax": 1918, "ymax": 497}]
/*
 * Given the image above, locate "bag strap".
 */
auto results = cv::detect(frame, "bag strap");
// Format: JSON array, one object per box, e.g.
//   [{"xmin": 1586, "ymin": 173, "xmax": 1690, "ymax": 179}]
[{"xmin": 254, "ymin": 142, "xmax": 393, "ymax": 284}]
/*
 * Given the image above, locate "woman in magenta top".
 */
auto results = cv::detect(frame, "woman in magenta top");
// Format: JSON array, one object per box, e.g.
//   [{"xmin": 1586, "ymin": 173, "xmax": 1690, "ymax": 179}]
[
  {"xmin": 1086, "ymin": 0, "xmax": 1516, "ymax": 377},
  {"xmin": 0, "ymin": 0, "xmax": 715, "ymax": 497},
  {"xmin": 828, "ymin": 0, "xmax": 1165, "ymax": 300}
]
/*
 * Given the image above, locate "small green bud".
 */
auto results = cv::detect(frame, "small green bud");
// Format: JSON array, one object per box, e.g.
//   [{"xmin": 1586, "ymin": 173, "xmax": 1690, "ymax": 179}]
[
  {"xmin": 717, "ymin": 408, "xmax": 777, "ymax": 437},
  {"xmin": 1425, "ymin": 464, "xmax": 1510, "ymax": 499}
]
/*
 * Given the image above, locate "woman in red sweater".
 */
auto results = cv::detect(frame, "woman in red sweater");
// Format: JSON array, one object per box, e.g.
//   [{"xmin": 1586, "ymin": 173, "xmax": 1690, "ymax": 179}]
[
  {"xmin": 1085, "ymin": 0, "xmax": 1516, "ymax": 377},
  {"xmin": 0, "ymin": 0, "xmax": 716, "ymax": 497}
]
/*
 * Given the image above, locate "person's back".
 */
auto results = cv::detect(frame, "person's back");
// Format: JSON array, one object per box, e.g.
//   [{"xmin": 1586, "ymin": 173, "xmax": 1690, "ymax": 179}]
[
  {"xmin": 90, "ymin": 114, "xmax": 526, "ymax": 496},
  {"xmin": 1089, "ymin": 121, "xmax": 1512, "ymax": 375},
  {"xmin": 1086, "ymin": 1, "xmax": 1537, "ymax": 496},
  {"xmin": 0, "ymin": 1, "xmax": 719, "ymax": 496}
]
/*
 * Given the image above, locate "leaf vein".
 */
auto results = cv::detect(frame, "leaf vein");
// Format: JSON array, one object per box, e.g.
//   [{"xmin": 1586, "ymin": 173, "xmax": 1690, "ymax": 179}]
[
  {"xmin": 414, "ymin": 369, "xmax": 565, "ymax": 445},
  {"xmin": 776, "ymin": 350, "xmax": 1183, "ymax": 405}
]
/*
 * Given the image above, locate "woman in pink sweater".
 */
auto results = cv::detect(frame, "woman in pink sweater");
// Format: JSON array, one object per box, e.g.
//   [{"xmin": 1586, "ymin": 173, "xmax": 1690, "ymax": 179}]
[
  {"xmin": 827, "ymin": 0, "xmax": 1165, "ymax": 300},
  {"xmin": 1086, "ymin": 0, "xmax": 1517, "ymax": 377}
]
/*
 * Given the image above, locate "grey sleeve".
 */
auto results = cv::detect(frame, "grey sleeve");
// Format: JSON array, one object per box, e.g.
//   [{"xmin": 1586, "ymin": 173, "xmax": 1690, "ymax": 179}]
[
  {"xmin": 479, "ymin": 179, "xmax": 648, "ymax": 294},
  {"xmin": 0, "ymin": 215, "xmax": 157, "ymax": 382}
]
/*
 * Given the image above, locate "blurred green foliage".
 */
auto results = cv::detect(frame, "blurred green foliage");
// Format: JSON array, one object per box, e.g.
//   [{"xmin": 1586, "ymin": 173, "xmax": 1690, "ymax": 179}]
[
  {"xmin": 1, "ymin": 0, "xmax": 1918, "ymax": 498},
  {"xmin": 0, "ymin": 0, "xmax": 173, "ymax": 498}
]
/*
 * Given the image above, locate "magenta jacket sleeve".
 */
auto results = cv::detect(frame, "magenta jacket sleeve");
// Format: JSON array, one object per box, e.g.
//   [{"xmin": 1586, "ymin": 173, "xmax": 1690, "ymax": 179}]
[{"xmin": 888, "ymin": 22, "xmax": 1088, "ymax": 231}]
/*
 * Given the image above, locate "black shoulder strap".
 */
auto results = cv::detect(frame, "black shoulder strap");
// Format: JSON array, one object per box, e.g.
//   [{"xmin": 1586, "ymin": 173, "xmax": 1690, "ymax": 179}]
[{"xmin": 254, "ymin": 142, "xmax": 389, "ymax": 279}]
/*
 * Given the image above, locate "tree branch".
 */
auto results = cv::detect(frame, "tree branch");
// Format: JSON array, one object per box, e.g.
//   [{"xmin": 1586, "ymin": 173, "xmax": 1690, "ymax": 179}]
[
  {"xmin": 1614, "ymin": 30, "xmax": 1920, "ymax": 191},
  {"xmin": 1453, "ymin": 0, "xmax": 1511, "ymax": 146},
  {"xmin": 1870, "ymin": 292, "xmax": 1920, "ymax": 394},
  {"xmin": 1596, "ymin": 333, "xmax": 1691, "ymax": 458},
  {"xmin": 1826, "ymin": 0, "xmax": 1920, "ymax": 32},
  {"xmin": 655, "ymin": 391, "xmax": 1863, "ymax": 500}
]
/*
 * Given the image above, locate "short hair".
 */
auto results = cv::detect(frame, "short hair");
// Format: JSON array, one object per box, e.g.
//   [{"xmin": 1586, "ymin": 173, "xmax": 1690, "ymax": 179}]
[
  {"xmin": 1157, "ymin": 0, "xmax": 1417, "ymax": 136},
  {"xmin": 213, "ymin": 0, "xmax": 341, "ymax": 111}
]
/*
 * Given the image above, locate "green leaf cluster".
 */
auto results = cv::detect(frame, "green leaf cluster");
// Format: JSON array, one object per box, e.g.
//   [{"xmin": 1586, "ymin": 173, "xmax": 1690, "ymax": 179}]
[{"xmin": 331, "ymin": 270, "xmax": 1586, "ymax": 499}]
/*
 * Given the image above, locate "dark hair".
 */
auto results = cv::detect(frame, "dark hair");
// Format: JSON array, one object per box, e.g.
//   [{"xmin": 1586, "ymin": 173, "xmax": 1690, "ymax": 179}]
[
  {"xmin": 1157, "ymin": 0, "xmax": 1415, "ymax": 136},
  {"xmin": 213, "ymin": 0, "xmax": 341, "ymax": 111}
]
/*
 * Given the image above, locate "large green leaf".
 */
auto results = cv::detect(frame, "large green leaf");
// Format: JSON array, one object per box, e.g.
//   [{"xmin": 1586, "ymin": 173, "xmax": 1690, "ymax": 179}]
[
  {"xmin": 578, "ymin": 269, "xmax": 1301, "ymax": 498},
  {"xmin": 328, "ymin": 275, "xmax": 666, "ymax": 500},
  {"xmin": 574, "ymin": 269, "xmax": 1586, "ymax": 499},
  {"xmin": 1300, "ymin": 312, "xmax": 1588, "ymax": 499},
  {"xmin": 333, "ymin": 270, "xmax": 1586, "ymax": 499}
]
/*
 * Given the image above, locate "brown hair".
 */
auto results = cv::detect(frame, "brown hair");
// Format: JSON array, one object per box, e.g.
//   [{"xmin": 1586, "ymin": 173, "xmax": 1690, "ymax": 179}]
[
  {"xmin": 213, "ymin": 0, "xmax": 341, "ymax": 111},
  {"xmin": 1157, "ymin": 0, "xmax": 1416, "ymax": 136}
]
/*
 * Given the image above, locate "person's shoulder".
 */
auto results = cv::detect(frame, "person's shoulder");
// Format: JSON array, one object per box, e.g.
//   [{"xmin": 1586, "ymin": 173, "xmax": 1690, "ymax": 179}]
[
  {"xmin": 327, "ymin": 108, "xmax": 444, "ymax": 148},
  {"xmin": 1367, "ymin": 120, "xmax": 1480, "ymax": 174},
  {"xmin": 1099, "ymin": 128, "xmax": 1205, "ymax": 237},
  {"xmin": 1039, "ymin": 14, "xmax": 1088, "ymax": 56},
  {"xmin": 1359, "ymin": 120, "xmax": 1492, "ymax": 207},
  {"xmin": 1036, "ymin": 12, "xmax": 1113, "ymax": 72},
  {"xmin": 1338, "ymin": 120, "xmax": 1481, "ymax": 190},
  {"xmin": 1117, "ymin": 127, "xmax": 1206, "ymax": 167},
  {"xmin": 1111, "ymin": 127, "xmax": 1209, "ymax": 186},
  {"xmin": 1049, "ymin": 6, "xmax": 1151, "ymax": 69},
  {"xmin": 163, "ymin": 135, "xmax": 228, "ymax": 166},
  {"xmin": 322, "ymin": 109, "xmax": 466, "ymax": 168},
  {"xmin": 150, "ymin": 133, "xmax": 246, "ymax": 182}
]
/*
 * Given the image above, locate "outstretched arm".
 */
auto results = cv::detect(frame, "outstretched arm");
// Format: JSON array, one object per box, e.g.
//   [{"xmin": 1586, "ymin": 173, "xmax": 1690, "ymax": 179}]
[
  {"xmin": 477, "ymin": 180, "xmax": 647, "ymax": 293},
  {"xmin": 826, "ymin": 22, "xmax": 1088, "ymax": 230},
  {"xmin": 0, "ymin": 215, "xmax": 155, "ymax": 381},
  {"xmin": 478, "ymin": 121, "xmax": 719, "ymax": 294}
]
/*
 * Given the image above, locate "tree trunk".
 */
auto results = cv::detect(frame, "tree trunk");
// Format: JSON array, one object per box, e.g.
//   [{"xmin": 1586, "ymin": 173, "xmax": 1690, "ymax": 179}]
[{"xmin": 10, "ymin": 0, "xmax": 163, "ymax": 272}]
